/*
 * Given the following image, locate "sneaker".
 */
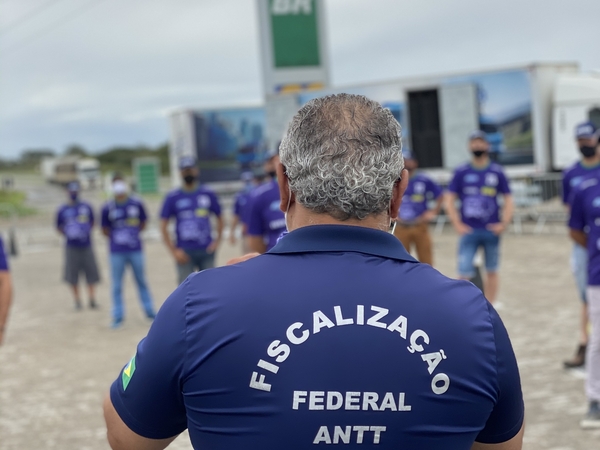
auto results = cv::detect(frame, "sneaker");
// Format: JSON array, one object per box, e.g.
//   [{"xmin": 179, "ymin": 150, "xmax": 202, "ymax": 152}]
[
  {"xmin": 89, "ymin": 299, "xmax": 98, "ymax": 309},
  {"xmin": 580, "ymin": 401, "xmax": 600, "ymax": 429},
  {"xmin": 110, "ymin": 318, "xmax": 123, "ymax": 329},
  {"xmin": 564, "ymin": 344, "xmax": 586, "ymax": 369}
]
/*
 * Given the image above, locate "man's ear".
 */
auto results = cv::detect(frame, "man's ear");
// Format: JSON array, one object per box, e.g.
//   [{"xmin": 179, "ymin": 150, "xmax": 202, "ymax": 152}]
[
  {"xmin": 276, "ymin": 162, "xmax": 291, "ymax": 212},
  {"xmin": 390, "ymin": 169, "xmax": 408, "ymax": 220}
]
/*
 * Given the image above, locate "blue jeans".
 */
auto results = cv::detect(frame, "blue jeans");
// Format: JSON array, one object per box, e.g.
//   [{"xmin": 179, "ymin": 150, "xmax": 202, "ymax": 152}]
[
  {"xmin": 110, "ymin": 251, "xmax": 155, "ymax": 321},
  {"xmin": 458, "ymin": 229, "xmax": 500, "ymax": 278},
  {"xmin": 177, "ymin": 247, "xmax": 215, "ymax": 284},
  {"xmin": 571, "ymin": 243, "xmax": 588, "ymax": 303}
]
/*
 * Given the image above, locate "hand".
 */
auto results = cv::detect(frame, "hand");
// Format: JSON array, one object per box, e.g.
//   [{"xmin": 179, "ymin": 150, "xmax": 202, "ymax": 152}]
[
  {"xmin": 206, "ymin": 240, "xmax": 220, "ymax": 254},
  {"xmin": 455, "ymin": 222, "xmax": 472, "ymax": 236},
  {"xmin": 419, "ymin": 210, "xmax": 437, "ymax": 224},
  {"xmin": 226, "ymin": 253, "xmax": 260, "ymax": 265},
  {"xmin": 173, "ymin": 248, "xmax": 190, "ymax": 264},
  {"xmin": 487, "ymin": 222, "xmax": 506, "ymax": 236}
]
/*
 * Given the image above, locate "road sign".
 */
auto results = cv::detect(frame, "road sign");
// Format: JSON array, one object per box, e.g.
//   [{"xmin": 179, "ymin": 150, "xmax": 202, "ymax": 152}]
[{"xmin": 133, "ymin": 158, "xmax": 160, "ymax": 194}]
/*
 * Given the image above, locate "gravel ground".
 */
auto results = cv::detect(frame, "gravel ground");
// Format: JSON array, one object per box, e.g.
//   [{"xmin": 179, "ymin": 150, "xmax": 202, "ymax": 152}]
[{"xmin": 0, "ymin": 175, "xmax": 599, "ymax": 449}]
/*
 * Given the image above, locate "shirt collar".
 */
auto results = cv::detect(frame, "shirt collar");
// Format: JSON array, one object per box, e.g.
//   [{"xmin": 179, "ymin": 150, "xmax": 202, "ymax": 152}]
[{"xmin": 268, "ymin": 225, "xmax": 417, "ymax": 263}]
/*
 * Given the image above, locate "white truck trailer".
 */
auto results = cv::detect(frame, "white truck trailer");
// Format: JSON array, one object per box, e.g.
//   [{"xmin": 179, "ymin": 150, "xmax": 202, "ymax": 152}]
[{"xmin": 169, "ymin": 62, "xmax": 600, "ymax": 184}]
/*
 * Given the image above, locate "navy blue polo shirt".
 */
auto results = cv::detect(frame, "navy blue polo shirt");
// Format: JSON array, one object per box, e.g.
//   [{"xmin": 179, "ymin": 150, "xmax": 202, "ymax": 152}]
[{"xmin": 110, "ymin": 225, "xmax": 523, "ymax": 448}]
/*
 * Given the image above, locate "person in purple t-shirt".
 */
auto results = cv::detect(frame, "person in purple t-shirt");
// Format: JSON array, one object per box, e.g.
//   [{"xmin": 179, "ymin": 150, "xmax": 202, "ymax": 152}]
[
  {"xmin": 445, "ymin": 131, "xmax": 514, "ymax": 305},
  {"xmin": 101, "ymin": 175, "xmax": 155, "ymax": 329},
  {"xmin": 160, "ymin": 156, "xmax": 223, "ymax": 284},
  {"xmin": 229, "ymin": 171, "xmax": 263, "ymax": 254},
  {"xmin": 569, "ymin": 171, "xmax": 600, "ymax": 428},
  {"xmin": 393, "ymin": 149, "xmax": 443, "ymax": 266},
  {"xmin": 247, "ymin": 152, "xmax": 287, "ymax": 253},
  {"xmin": 0, "ymin": 236, "xmax": 12, "ymax": 346},
  {"xmin": 562, "ymin": 122, "xmax": 600, "ymax": 369},
  {"xmin": 56, "ymin": 181, "xmax": 100, "ymax": 310}
]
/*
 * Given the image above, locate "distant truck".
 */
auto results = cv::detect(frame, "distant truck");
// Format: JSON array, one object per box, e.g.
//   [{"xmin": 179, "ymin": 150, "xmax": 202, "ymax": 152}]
[
  {"xmin": 170, "ymin": 62, "xmax": 600, "ymax": 184},
  {"xmin": 41, "ymin": 157, "xmax": 101, "ymax": 189}
]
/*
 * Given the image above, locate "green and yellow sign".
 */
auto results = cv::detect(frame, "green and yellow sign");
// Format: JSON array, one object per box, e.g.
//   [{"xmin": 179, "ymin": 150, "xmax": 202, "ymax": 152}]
[{"xmin": 269, "ymin": 0, "xmax": 320, "ymax": 68}]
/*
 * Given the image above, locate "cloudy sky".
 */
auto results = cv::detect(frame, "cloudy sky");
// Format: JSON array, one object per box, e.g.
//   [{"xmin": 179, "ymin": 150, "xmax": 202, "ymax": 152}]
[{"xmin": 2, "ymin": 0, "xmax": 599, "ymax": 159}]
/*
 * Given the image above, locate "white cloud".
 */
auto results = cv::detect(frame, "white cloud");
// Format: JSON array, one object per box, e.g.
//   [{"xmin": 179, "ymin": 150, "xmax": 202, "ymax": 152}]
[{"xmin": 1, "ymin": 0, "xmax": 600, "ymax": 157}]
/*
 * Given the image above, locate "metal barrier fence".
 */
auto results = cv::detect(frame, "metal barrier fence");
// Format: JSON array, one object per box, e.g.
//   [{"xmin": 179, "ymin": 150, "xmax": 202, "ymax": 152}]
[{"xmin": 433, "ymin": 173, "xmax": 566, "ymax": 235}]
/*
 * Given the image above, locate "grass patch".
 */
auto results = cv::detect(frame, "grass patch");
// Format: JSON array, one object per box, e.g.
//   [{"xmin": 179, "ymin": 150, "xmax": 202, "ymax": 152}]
[{"xmin": 0, "ymin": 190, "xmax": 37, "ymax": 218}]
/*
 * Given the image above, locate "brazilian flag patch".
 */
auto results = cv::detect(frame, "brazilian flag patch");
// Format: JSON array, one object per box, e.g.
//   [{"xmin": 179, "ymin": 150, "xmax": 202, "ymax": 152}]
[{"xmin": 122, "ymin": 356, "xmax": 136, "ymax": 390}]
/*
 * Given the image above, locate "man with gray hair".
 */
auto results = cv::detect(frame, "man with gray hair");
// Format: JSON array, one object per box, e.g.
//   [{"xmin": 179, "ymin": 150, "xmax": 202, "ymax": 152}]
[{"xmin": 104, "ymin": 94, "xmax": 524, "ymax": 449}]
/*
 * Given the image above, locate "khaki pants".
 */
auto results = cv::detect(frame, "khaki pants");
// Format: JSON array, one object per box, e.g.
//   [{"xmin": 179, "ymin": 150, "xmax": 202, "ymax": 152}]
[{"xmin": 393, "ymin": 222, "xmax": 433, "ymax": 265}]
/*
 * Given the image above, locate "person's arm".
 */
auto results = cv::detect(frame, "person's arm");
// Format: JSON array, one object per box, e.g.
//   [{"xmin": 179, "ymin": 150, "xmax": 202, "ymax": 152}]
[
  {"xmin": 248, "ymin": 236, "xmax": 267, "ymax": 254},
  {"xmin": 420, "ymin": 189, "xmax": 444, "ymax": 223},
  {"xmin": 444, "ymin": 192, "xmax": 471, "ymax": 235},
  {"xmin": 570, "ymin": 229, "xmax": 587, "ymax": 247},
  {"xmin": 104, "ymin": 282, "xmax": 190, "ymax": 448},
  {"xmin": 138, "ymin": 202, "xmax": 148, "ymax": 232},
  {"xmin": 229, "ymin": 214, "xmax": 240, "ymax": 245},
  {"xmin": 56, "ymin": 209, "xmax": 65, "ymax": 236},
  {"xmin": 471, "ymin": 424, "xmax": 524, "ymax": 450},
  {"xmin": 101, "ymin": 207, "xmax": 112, "ymax": 237},
  {"xmin": 206, "ymin": 193, "xmax": 223, "ymax": 254},
  {"xmin": 0, "ymin": 271, "xmax": 13, "ymax": 346},
  {"xmin": 488, "ymin": 195, "xmax": 514, "ymax": 236},
  {"xmin": 104, "ymin": 396, "xmax": 178, "ymax": 450}
]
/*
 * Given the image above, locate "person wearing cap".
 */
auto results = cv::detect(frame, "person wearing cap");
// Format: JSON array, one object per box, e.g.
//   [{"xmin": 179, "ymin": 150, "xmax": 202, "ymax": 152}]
[
  {"xmin": 104, "ymin": 94, "xmax": 523, "ymax": 449},
  {"xmin": 56, "ymin": 181, "xmax": 100, "ymax": 310},
  {"xmin": 393, "ymin": 149, "xmax": 443, "ymax": 265},
  {"xmin": 568, "ymin": 137, "xmax": 600, "ymax": 427},
  {"xmin": 562, "ymin": 122, "xmax": 600, "ymax": 369},
  {"xmin": 246, "ymin": 151, "xmax": 287, "ymax": 253},
  {"xmin": 229, "ymin": 170, "xmax": 263, "ymax": 253},
  {"xmin": 444, "ymin": 130, "xmax": 513, "ymax": 305},
  {"xmin": 0, "ymin": 234, "xmax": 13, "ymax": 345},
  {"xmin": 101, "ymin": 174, "xmax": 155, "ymax": 329},
  {"xmin": 160, "ymin": 156, "xmax": 223, "ymax": 284}
]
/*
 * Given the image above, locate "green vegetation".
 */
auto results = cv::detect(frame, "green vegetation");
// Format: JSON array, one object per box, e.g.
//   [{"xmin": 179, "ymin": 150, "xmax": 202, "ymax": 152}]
[
  {"xmin": 0, "ymin": 143, "xmax": 171, "ymax": 176},
  {"xmin": 0, "ymin": 190, "xmax": 36, "ymax": 218},
  {"xmin": 505, "ymin": 131, "xmax": 533, "ymax": 151}
]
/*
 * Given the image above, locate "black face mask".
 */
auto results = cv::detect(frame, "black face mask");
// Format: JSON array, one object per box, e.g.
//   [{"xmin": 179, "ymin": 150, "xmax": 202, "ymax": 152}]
[
  {"xmin": 267, "ymin": 171, "xmax": 277, "ymax": 179},
  {"xmin": 472, "ymin": 150, "xmax": 487, "ymax": 158},
  {"xmin": 183, "ymin": 174, "xmax": 196, "ymax": 185},
  {"xmin": 579, "ymin": 146, "xmax": 596, "ymax": 158}
]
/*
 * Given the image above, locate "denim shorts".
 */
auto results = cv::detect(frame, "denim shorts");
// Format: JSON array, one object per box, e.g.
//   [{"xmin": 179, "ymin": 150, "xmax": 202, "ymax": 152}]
[{"xmin": 458, "ymin": 229, "xmax": 500, "ymax": 278}]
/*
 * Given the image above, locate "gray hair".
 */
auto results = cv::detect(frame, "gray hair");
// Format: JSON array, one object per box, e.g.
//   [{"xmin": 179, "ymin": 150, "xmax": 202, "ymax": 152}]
[{"xmin": 280, "ymin": 93, "xmax": 404, "ymax": 221}]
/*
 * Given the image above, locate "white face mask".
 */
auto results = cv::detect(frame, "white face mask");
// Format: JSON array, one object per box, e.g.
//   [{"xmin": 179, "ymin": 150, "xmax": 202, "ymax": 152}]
[{"xmin": 112, "ymin": 180, "xmax": 128, "ymax": 195}]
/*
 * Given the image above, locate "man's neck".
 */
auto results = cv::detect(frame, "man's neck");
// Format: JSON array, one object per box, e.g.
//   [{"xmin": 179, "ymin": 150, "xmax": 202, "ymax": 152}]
[
  {"xmin": 581, "ymin": 156, "xmax": 600, "ymax": 167},
  {"xmin": 471, "ymin": 157, "xmax": 490, "ymax": 169},
  {"xmin": 287, "ymin": 204, "xmax": 389, "ymax": 233},
  {"xmin": 182, "ymin": 183, "xmax": 198, "ymax": 192}
]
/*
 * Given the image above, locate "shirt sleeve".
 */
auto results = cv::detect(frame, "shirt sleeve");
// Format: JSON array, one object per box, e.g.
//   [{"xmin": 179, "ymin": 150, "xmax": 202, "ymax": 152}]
[
  {"xmin": 447, "ymin": 171, "xmax": 461, "ymax": 194},
  {"xmin": 427, "ymin": 178, "xmax": 443, "ymax": 199},
  {"xmin": 56, "ymin": 208, "xmax": 64, "ymax": 229},
  {"xmin": 159, "ymin": 195, "xmax": 174, "ymax": 220},
  {"xmin": 0, "ymin": 239, "xmax": 8, "ymax": 272},
  {"xmin": 475, "ymin": 306, "xmax": 524, "ymax": 444},
  {"xmin": 210, "ymin": 192, "xmax": 222, "ymax": 216},
  {"xmin": 497, "ymin": 171, "xmax": 511, "ymax": 195},
  {"xmin": 89, "ymin": 205, "xmax": 95, "ymax": 228},
  {"xmin": 138, "ymin": 201, "xmax": 148, "ymax": 224},
  {"xmin": 247, "ymin": 194, "xmax": 265, "ymax": 237},
  {"xmin": 234, "ymin": 195, "xmax": 242, "ymax": 217},
  {"xmin": 101, "ymin": 206, "xmax": 110, "ymax": 230},
  {"xmin": 569, "ymin": 188, "xmax": 586, "ymax": 231},
  {"xmin": 109, "ymin": 281, "xmax": 189, "ymax": 439}
]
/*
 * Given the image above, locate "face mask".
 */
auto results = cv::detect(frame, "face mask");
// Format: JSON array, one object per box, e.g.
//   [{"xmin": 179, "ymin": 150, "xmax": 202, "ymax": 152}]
[
  {"xmin": 69, "ymin": 192, "xmax": 78, "ymax": 201},
  {"xmin": 183, "ymin": 174, "xmax": 196, "ymax": 185},
  {"xmin": 579, "ymin": 146, "xmax": 596, "ymax": 158},
  {"xmin": 472, "ymin": 150, "xmax": 487, "ymax": 158},
  {"xmin": 112, "ymin": 180, "xmax": 128, "ymax": 195},
  {"xmin": 267, "ymin": 171, "xmax": 277, "ymax": 179}
]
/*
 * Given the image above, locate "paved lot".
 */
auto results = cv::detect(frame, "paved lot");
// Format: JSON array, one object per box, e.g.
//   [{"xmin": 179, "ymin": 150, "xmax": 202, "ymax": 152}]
[{"xmin": 1, "ymin": 176, "xmax": 599, "ymax": 449}]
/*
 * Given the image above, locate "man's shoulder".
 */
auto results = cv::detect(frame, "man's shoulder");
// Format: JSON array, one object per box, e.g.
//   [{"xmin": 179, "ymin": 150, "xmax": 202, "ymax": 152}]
[
  {"xmin": 129, "ymin": 195, "xmax": 145, "ymax": 206},
  {"xmin": 487, "ymin": 162, "xmax": 507, "ymax": 175},
  {"xmin": 563, "ymin": 161, "xmax": 581, "ymax": 177},
  {"xmin": 164, "ymin": 188, "xmax": 183, "ymax": 200},
  {"xmin": 575, "ymin": 176, "xmax": 600, "ymax": 195},
  {"xmin": 452, "ymin": 163, "xmax": 471, "ymax": 175}
]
